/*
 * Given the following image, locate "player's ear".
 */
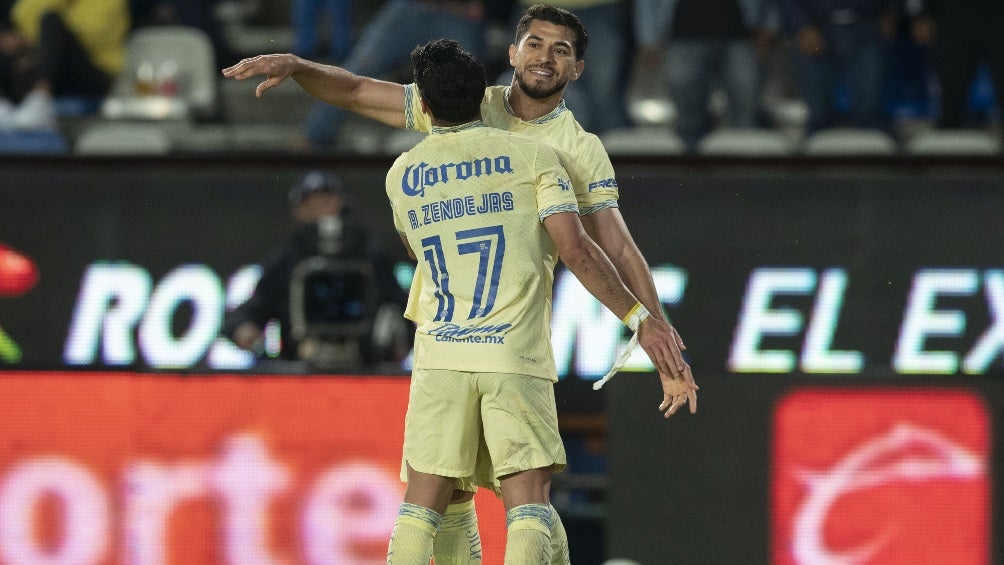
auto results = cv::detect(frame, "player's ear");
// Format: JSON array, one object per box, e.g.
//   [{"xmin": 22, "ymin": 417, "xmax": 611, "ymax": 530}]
[
  {"xmin": 573, "ymin": 60, "xmax": 584, "ymax": 80},
  {"xmin": 508, "ymin": 44, "xmax": 517, "ymax": 66}
]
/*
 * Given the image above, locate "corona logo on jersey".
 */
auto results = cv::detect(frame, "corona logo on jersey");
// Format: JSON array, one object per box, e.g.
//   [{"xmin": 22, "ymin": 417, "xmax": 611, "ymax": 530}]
[
  {"xmin": 400, "ymin": 155, "xmax": 513, "ymax": 197},
  {"xmin": 0, "ymin": 243, "xmax": 39, "ymax": 364},
  {"xmin": 771, "ymin": 389, "xmax": 990, "ymax": 565}
]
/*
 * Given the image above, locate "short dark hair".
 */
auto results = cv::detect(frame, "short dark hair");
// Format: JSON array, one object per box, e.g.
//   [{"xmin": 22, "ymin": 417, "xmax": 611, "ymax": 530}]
[
  {"xmin": 514, "ymin": 4, "xmax": 588, "ymax": 61},
  {"xmin": 411, "ymin": 39, "xmax": 486, "ymax": 125}
]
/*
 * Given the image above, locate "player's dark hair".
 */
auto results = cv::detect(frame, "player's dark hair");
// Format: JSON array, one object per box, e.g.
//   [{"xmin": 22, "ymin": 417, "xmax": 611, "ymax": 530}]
[
  {"xmin": 515, "ymin": 4, "xmax": 588, "ymax": 61},
  {"xmin": 411, "ymin": 39, "xmax": 486, "ymax": 125}
]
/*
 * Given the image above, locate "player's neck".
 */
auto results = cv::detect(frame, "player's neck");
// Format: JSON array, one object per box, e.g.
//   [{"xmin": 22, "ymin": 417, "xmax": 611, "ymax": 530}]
[{"xmin": 507, "ymin": 82, "xmax": 562, "ymax": 122}]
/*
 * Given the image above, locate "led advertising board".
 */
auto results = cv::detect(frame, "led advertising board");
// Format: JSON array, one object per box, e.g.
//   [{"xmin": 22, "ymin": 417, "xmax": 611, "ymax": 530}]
[
  {"xmin": 4, "ymin": 161, "xmax": 1004, "ymax": 383},
  {"xmin": 0, "ymin": 372, "xmax": 507, "ymax": 564}
]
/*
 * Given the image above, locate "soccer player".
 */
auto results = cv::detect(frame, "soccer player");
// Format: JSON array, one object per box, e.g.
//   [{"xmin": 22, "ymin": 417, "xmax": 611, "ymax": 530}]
[
  {"xmin": 221, "ymin": 5, "xmax": 696, "ymax": 398},
  {"xmin": 223, "ymin": 5, "xmax": 698, "ymax": 563},
  {"xmin": 384, "ymin": 38, "xmax": 688, "ymax": 565}
]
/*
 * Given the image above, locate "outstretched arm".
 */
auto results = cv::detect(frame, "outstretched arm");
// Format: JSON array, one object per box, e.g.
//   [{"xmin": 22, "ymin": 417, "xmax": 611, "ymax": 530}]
[
  {"xmin": 221, "ymin": 54, "xmax": 409, "ymax": 128},
  {"xmin": 580, "ymin": 207, "xmax": 693, "ymax": 384}
]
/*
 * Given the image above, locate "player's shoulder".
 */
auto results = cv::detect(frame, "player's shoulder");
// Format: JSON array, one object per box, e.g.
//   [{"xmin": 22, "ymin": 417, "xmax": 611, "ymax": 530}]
[
  {"xmin": 563, "ymin": 114, "xmax": 604, "ymax": 146},
  {"xmin": 388, "ymin": 147, "xmax": 414, "ymax": 167},
  {"xmin": 564, "ymin": 119, "xmax": 608, "ymax": 157},
  {"xmin": 482, "ymin": 85, "xmax": 507, "ymax": 106},
  {"xmin": 540, "ymin": 109, "xmax": 600, "ymax": 147},
  {"xmin": 386, "ymin": 148, "xmax": 419, "ymax": 181}
]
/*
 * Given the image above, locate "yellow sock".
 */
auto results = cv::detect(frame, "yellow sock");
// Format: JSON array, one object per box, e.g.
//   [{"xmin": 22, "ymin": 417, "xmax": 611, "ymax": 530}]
[
  {"xmin": 432, "ymin": 499, "xmax": 482, "ymax": 564},
  {"xmin": 387, "ymin": 502, "xmax": 442, "ymax": 565},
  {"xmin": 504, "ymin": 503, "xmax": 552, "ymax": 565},
  {"xmin": 549, "ymin": 505, "xmax": 570, "ymax": 565}
]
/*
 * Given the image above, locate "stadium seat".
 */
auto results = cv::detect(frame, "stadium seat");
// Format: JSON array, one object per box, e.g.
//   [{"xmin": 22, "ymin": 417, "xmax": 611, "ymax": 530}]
[
  {"xmin": 696, "ymin": 128, "xmax": 797, "ymax": 156},
  {"xmin": 0, "ymin": 130, "xmax": 68, "ymax": 154},
  {"xmin": 226, "ymin": 123, "xmax": 303, "ymax": 152},
  {"xmin": 600, "ymin": 127, "xmax": 687, "ymax": 156},
  {"xmin": 626, "ymin": 97, "xmax": 677, "ymax": 128},
  {"xmin": 54, "ymin": 96, "xmax": 102, "ymax": 117},
  {"xmin": 763, "ymin": 98, "xmax": 809, "ymax": 130},
  {"xmin": 74, "ymin": 122, "xmax": 172, "ymax": 155},
  {"xmin": 904, "ymin": 129, "xmax": 1002, "ymax": 156},
  {"xmin": 101, "ymin": 26, "xmax": 219, "ymax": 121},
  {"xmin": 802, "ymin": 128, "xmax": 899, "ymax": 156}
]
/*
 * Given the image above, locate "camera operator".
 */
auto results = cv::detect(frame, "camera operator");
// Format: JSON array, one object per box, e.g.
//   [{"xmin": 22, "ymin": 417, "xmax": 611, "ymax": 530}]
[{"xmin": 222, "ymin": 170, "xmax": 409, "ymax": 370}]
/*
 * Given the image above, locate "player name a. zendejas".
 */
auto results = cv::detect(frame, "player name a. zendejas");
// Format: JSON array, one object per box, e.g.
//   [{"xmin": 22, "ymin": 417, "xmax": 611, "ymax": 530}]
[{"xmin": 407, "ymin": 192, "xmax": 516, "ymax": 229}]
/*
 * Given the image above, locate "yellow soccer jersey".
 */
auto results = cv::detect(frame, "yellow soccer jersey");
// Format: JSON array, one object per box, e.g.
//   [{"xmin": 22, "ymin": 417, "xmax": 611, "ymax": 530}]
[
  {"xmin": 386, "ymin": 121, "xmax": 578, "ymax": 381},
  {"xmin": 404, "ymin": 84, "xmax": 618, "ymax": 216}
]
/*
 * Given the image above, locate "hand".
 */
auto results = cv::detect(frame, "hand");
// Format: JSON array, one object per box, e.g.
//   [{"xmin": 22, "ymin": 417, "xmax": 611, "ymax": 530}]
[
  {"xmin": 637, "ymin": 46, "xmax": 662, "ymax": 70},
  {"xmin": 636, "ymin": 316, "xmax": 689, "ymax": 380},
  {"xmin": 221, "ymin": 54, "xmax": 299, "ymax": 98},
  {"xmin": 752, "ymin": 29, "xmax": 776, "ymax": 61},
  {"xmin": 0, "ymin": 31, "xmax": 26, "ymax": 55},
  {"xmin": 795, "ymin": 27, "xmax": 826, "ymax": 56},
  {"xmin": 658, "ymin": 368, "xmax": 698, "ymax": 418},
  {"xmin": 911, "ymin": 16, "xmax": 936, "ymax": 45},
  {"xmin": 879, "ymin": 10, "xmax": 899, "ymax": 40}
]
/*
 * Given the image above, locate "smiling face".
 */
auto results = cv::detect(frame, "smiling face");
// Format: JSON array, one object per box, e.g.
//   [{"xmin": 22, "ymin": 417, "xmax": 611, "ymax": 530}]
[{"xmin": 509, "ymin": 19, "xmax": 584, "ymax": 101}]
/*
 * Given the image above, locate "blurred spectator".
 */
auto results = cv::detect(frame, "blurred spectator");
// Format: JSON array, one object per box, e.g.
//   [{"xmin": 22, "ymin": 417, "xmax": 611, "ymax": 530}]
[
  {"xmin": 300, "ymin": 0, "xmax": 487, "ymax": 151},
  {"xmin": 130, "ymin": 0, "xmax": 233, "ymax": 69},
  {"xmin": 909, "ymin": 0, "xmax": 1003, "ymax": 129},
  {"xmin": 0, "ymin": 0, "xmax": 129, "ymax": 131},
  {"xmin": 291, "ymin": 0, "xmax": 352, "ymax": 63},
  {"xmin": 779, "ymin": 0, "xmax": 897, "ymax": 133},
  {"xmin": 879, "ymin": 3, "xmax": 933, "ymax": 124},
  {"xmin": 634, "ymin": 0, "xmax": 780, "ymax": 148},
  {"xmin": 0, "ymin": 0, "xmax": 12, "ymax": 27},
  {"xmin": 222, "ymin": 170, "xmax": 409, "ymax": 370}
]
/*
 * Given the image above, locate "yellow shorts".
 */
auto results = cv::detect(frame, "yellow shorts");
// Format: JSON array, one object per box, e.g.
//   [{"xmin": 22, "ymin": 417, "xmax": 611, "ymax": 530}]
[{"xmin": 400, "ymin": 368, "xmax": 566, "ymax": 494}]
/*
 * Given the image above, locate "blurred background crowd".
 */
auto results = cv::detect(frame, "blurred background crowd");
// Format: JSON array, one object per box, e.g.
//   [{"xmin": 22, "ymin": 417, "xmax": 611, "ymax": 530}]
[{"xmin": 0, "ymin": 0, "xmax": 1000, "ymax": 157}]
